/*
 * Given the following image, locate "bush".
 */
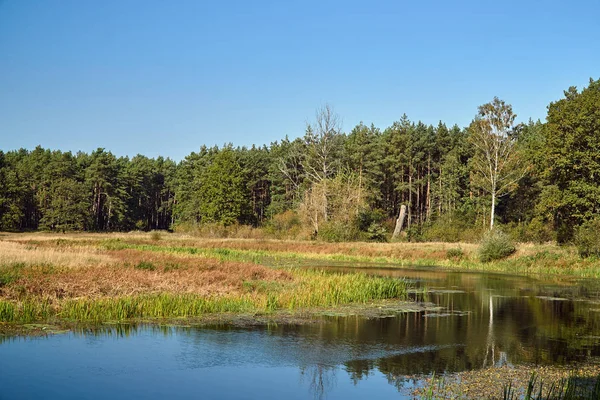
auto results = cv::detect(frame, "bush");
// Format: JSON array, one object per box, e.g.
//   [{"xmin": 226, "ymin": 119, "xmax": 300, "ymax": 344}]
[
  {"xmin": 366, "ymin": 222, "xmax": 388, "ymax": 242},
  {"xmin": 264, "ymin": 210, "xmax": 302, "ymax": 239},
  {"xmin": 446, "ymin": 247, "xmax": 464, "ymax": 259},
  {"xmin": 575, "ymin": 218, "xmax": 600, "ymax": 258},
  {"xmin": 420, "ymin": 214, "xmax": 484, "ymax": 243},
  {"xmin": 504, "ymin": 218, "xmax": 555, "ymax": 244},
  {"xmin": 356, "ymin": 208, "xmax": 388, "ymax": 242},
  {"xmin": 478, "ymin": 229, "xmax": 516, "ymax": 262},
  {"xmin": 150, "ymin": 231, "xmax": 162, "ymax": 241},
  {"xmin": 318, "ymin": 221, "xmax": 361, "ymax": 242}
]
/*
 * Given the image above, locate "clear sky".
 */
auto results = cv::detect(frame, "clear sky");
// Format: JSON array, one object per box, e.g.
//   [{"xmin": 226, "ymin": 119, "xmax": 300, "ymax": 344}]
[{"xmin": 1, "ymin": 0, "xmax": 599, "ymax": 161}]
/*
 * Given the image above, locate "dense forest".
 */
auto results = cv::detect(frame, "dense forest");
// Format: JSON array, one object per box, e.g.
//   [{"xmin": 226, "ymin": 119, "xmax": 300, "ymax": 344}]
[{"xmin": 1, "ymin": 78, "xmax": 598, "ymax": 243}]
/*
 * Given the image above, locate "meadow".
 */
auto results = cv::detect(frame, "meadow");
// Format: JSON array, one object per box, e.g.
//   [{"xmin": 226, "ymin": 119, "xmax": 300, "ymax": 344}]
[
  {"xmin": 0, "ymin": 232, "xmax": 408, "ymax": 325},
  {"xmin": 1, "ymin": 230, "xmax": 599, "ymax": 327}
]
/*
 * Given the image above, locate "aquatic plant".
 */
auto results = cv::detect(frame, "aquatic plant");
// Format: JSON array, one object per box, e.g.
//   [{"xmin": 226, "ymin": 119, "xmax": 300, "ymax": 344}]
[{"xmin": 502, "ymin": 373, "xmax": 600, "ymax": 400}]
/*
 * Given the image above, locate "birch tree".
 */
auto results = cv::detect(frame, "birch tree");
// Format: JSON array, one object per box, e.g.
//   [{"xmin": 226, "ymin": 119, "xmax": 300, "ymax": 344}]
[
  {"xmin": 469, "ymin": 97, "xmax": 526, "ymax": 229},
  {"xmin": 300, "ymin": 104, "xmax": 343, "ymax": 231}
]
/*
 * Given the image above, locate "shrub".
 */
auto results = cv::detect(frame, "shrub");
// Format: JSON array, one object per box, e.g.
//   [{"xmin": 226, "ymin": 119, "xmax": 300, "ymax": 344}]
[
  {"xmin": 318, "ymin": 221, "xmax": 361, "ymax": 242},
  {"xmin": 420, "ymin": 213, "xmax": 484, "ymax": 243},
  {"xmin": 504, "ymin": 218, "xmax": 555, "ymax": 244},
  {"xmin": 575, "ymin": 218, "xmax": 600, "ymax": 258},
  {"xmin": 150, "ymin": 231, "xmax": 162, "ymax": 241},
  {"xmin": 264, "ymin": 210, "xmax": 301, "ymax": 239},
  {"xmin": 356, "ymin": 208, "xmax": 388, "ymax": 242},
  {"xmin": 478, "ymin": 229, "xmax": 516, "ymax": 262},
  {"xmin": 366, "ymin": 222, "xmax": 388, "ymax": 242},
  {"xmin": 446, "ymin": 247, "xmax": 464, "ymax": 259},
  {"xmin": 356, "ymin": 208, "xmax": 386, "ymax": 230}
]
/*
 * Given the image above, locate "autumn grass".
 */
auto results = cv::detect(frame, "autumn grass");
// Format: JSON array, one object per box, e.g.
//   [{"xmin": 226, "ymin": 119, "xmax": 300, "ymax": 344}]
[
  {"xmin": 7, "ymin": 232, "xmax": 600, "ymax": 278},
  {"xmin": 0, "ymin": 269, "xmax": 406, "ymax": 323},
  {"xmin": 2, "ymin": 230, "xmax": 600, "ymax": 325},
  {"xmin": 89, "ymin": 235, "xmax": 600, "ymax": 278},
  {"xmin": 0, "ymin": 236, "xmax": 407, "ymax": 324}
]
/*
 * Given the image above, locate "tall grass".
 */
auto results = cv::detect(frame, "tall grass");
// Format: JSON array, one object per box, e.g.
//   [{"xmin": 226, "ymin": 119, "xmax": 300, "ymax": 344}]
[
  {"xmin": 0, "ymin": 269, "xmax": 407, "ymax": 323},
  {"xmin": 502, "ymin": 373, "xmax": 600, "ymax": 400},
  {"xmin": 420, "ymin": 372, "xmax": 600, "ymax": 399}
]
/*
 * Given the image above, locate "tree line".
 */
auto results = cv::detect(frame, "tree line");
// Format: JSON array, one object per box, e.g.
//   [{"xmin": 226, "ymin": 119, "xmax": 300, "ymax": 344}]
[{"xmin": 1, "ymin": 78, "xmax": 598, "ymax": 243}]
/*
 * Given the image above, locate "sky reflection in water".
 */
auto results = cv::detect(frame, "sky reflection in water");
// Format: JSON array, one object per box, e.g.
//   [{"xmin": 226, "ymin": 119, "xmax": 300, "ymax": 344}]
[{"xmin": 2, "ymin": 267, "xmax": 600, "ymax": 399}]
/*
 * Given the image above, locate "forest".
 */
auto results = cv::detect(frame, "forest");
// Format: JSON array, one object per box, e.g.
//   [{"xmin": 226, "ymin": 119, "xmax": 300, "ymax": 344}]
[{"xmin": 0, "ymin": 78, "xmax": 598, "ymax": 245}]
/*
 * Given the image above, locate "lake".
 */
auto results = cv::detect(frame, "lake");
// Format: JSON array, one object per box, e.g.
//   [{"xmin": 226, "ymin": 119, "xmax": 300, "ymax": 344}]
[{"xmin": 2, "ymin": 267, "xmax": 600, "ymax": 399}]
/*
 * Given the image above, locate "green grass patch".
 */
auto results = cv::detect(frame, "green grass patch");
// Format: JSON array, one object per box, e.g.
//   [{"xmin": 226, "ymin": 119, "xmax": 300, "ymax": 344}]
[
  {"xmin": 134, "ymin": 261, "xmax": 156, "ymax": 271},
  {"xmin": 0, "ymin": 262, "xmax": 27, "ymax": 286}
]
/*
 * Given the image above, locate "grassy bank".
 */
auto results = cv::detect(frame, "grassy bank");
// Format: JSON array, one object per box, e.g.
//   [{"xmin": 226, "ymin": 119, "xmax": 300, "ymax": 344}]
[
  {"xmin": 2, "ymin": 230, "xmax": 599, "ymax": 326},
  {"xmin": 0, "ymin": 236, "xmax": 407, "ymax": 325},
  {"xmin": 16, "ymin": 231, "xmax": 600, "ymax": 278}
]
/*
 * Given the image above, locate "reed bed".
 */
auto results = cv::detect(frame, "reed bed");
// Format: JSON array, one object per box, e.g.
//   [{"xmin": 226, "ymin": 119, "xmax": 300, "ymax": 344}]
[{"xmin": 0, "ymin": 239, "xmax": 408, "ymax": 324}]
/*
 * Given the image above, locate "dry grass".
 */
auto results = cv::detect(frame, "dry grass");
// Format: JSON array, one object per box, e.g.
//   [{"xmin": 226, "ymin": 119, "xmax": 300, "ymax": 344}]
[
  {"xmin": 0, "ymin": 242, "xmax": 290, "ymax": 301},
  {"xmin": 126, "ymin": 235, "xmax": 480, "ymax": 261},
  {"xmin": 0, "ymin": 233, "xmax": 408, "ymax": 323},
  {"xmin": 0, "ymin": 240, "xmax": 114, "ymax": 268}
]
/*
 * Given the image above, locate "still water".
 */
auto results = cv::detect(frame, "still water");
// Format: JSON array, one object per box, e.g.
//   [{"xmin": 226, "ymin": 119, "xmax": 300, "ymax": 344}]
[{"xmin": 2, "ymin": 267, "xmax": 600, "ymax": 399}]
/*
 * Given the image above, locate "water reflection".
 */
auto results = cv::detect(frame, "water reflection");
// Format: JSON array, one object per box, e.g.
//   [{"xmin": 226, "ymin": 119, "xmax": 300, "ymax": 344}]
[{"xmin": 2, "ymin": 268, "xmax": 600, "ymax": 399}]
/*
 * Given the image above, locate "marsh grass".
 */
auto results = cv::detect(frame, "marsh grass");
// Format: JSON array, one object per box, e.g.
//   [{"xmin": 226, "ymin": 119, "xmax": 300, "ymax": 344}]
[
  {"xmin": 0, "ymin": 262, "xmax": 407, "ymax": 323},
  {"xmin": 418, "ymin": 368, "xmax": 600, "ymax": 400},
  {"xmin": 94, "ymin": 238, "xmax": 600, "ymax": 278},
  {"xmin": 502, "ymin": 373, "xmax": 600, "ymax": 400},
  {"xmin": 0, "ymin": 262, "xmax": 27, "ymax": 286}
]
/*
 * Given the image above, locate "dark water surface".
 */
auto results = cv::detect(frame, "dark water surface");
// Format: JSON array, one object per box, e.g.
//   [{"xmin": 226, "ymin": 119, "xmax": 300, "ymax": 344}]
[{"xmin": 2, "ymin": 267, "xmax": 600, "ymax": 399}]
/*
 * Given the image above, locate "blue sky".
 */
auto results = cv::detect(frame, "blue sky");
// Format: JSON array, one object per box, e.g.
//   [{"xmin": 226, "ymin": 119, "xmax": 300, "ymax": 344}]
[{"xmin": 1, "ymin": 0, "xmax": 599, "ymax": 161}]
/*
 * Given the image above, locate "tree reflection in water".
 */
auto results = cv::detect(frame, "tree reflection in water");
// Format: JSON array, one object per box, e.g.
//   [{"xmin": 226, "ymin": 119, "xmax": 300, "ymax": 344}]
[{"xmin": 299, "ymin": 364, "xmax": 336, "ymax": 400}]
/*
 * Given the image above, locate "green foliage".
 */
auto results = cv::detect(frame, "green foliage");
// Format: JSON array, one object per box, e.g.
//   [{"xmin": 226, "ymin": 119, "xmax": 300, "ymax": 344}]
[
  {"xmin": 134, "ymin": 261, "xmax": 156, "ymax": 271},
  {"xmin": 357, "ymin": 208, "xmax": 388, "ymax": 242},
  {"xmin": 366, "ymin": 223, "xmax": 388, "ymax": 242},
  {"xmin": 575, "ymin": 218, "xmax": 600, "ymax": 258},
  {"xmin": 478, "ymin": 229, "xmax": 516, "ymax": 262},
  {"xmin": 198, "ymin": 148, "xmax": 246, "ymax": 226},
  {"xmin": 264, "ymin": 210, "xmax": 302, "ymax": 239},
  {"xmin": 0, "ymin": 263, "xmax": 26, "ymax": 286},
  {"xmin": 0, "ymin": 78, "xmax": 598, "ymax": 245},
  {"xmin": 541, "ymin": 78, "xmax": 600, "ymax": 242},
  {"xmin": 446, "ymin": 247, "xmax": 464, "ymax": 259},
  {"xmin": 421, "ymin": 213, "xmax": 483, "ymax": 243},
  {"xmin": 504, "ymin": 218, "xmax": 555, "ymax": 244},
  {"xmin": 318, "ymin": 221, "xmax": 361, "ymax": 242}
]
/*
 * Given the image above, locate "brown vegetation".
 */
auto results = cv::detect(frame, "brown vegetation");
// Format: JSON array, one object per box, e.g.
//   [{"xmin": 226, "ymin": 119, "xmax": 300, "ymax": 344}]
[{"xmin": 0, "ymin": 238, "xmax": 290, "ymax": 302}]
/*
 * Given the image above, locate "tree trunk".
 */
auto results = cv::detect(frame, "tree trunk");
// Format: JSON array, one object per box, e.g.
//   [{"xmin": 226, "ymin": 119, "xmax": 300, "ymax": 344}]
[
  {"xmin": 408, "ymin": 173, "xmax": 412, "ymax": 229},
  {"xmin": 426, "ymin": 155, "xmax": 431, "ymax": 221},
  {"xmin": 392, "ymin": 204, "xmax": 407, "ymax": 240},
  {"xmin": 490, "ymin": 190, "xmax": 496, "ymax": 230}
]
